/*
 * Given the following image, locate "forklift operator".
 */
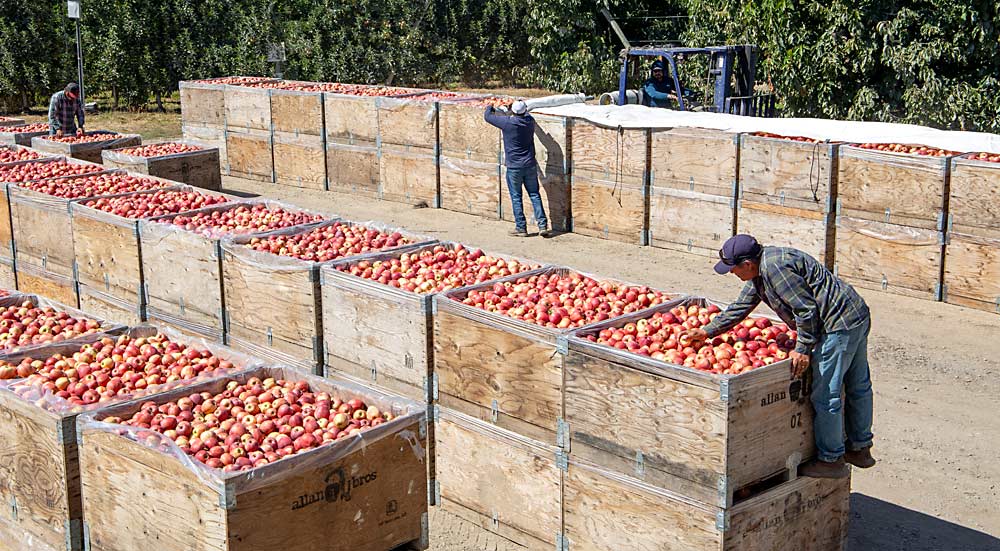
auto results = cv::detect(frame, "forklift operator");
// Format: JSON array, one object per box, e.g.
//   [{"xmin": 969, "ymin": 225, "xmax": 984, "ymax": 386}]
[{"xmin": 642, "ymin": 61, "xmax": 676, "ymax": 108}]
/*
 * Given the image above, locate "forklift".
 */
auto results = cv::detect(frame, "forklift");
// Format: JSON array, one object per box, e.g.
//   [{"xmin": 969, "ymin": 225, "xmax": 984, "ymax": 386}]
[{"xmin": 600, "ymin": 8, "xmax": 776, "ymax": 117}]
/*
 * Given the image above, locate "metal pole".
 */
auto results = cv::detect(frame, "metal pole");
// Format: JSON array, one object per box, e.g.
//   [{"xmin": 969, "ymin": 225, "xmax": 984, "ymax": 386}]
[{"xmin": 75, "ymin": 18, "xmax": 85, "ymax": 106}]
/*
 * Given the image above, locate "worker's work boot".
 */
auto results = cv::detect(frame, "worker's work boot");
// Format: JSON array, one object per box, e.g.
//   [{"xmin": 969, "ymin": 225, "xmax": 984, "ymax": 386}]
[
  {"xmin": 844, "ymin": 446, "xmax": 876, "ymax": 469},
  {"xmin": 799, "ymin": 457, "xmax": 850, "ymax": 479},
  {"xmin": 540, "ymin": 228, "xmax": 554, "ymax": 239},
  {"xmin": 508, "ymin": 229, "xmax": 528, "ymax": 238}
]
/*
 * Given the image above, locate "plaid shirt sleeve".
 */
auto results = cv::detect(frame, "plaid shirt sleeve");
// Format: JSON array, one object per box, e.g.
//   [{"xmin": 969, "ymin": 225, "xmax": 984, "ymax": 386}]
[
  {"xmin": 703, "ymin": 281, "xmax": 761, "ymax": 337},
  {"xmin": 766, "ymin": 265, "xmax": 822, "ymax": 354},
  {"xmin": 48, "ymin": 93, "xmax": 60, "ymax": 132}
]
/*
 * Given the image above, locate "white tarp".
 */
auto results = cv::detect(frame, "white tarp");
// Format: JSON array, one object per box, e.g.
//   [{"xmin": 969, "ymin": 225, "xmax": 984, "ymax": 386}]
[{"xmin": 534, "ymin": 104, "xmax": 1000, "ymax": 154}]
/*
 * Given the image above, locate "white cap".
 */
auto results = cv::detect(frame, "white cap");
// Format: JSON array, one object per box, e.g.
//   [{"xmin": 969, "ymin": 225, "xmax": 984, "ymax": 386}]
[{"xmin": 511, "ymin": 100, "xmax": 528, "ymax": 115}]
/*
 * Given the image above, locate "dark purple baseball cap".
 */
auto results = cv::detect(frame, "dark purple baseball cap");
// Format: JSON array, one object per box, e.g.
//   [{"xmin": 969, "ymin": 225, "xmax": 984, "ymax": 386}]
[{"xmin": 714, "ymin": 234, "xmax": 762, "ymax": 274}]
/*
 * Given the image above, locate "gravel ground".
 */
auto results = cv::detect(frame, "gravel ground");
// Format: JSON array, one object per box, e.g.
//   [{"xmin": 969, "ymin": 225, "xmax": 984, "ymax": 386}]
[{"xmin": 227, "ymin": 177, "xmax": 1000, "ymax": 551}]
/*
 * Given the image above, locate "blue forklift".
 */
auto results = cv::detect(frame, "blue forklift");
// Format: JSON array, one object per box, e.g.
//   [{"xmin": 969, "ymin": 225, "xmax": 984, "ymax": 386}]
[{"xmin": 601, "ymin": 8, "xmax": 776, "ymax": 117}]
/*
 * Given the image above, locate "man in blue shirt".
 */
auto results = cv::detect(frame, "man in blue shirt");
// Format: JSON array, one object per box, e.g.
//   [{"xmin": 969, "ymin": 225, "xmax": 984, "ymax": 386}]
[
  {"xmin": 484, "ymin": 101, "xmax": 552, "ymax": 238},
  {"xmin": 685, "ymin": 235, "xmax": 877, "ymax": 479},
  {"xmin": 48, "ymin": 83, "xmax": 85, "ymax": 137},
  {"xmin": 642, "ymin": 61, "xmax": 676, "ymax": 109}
]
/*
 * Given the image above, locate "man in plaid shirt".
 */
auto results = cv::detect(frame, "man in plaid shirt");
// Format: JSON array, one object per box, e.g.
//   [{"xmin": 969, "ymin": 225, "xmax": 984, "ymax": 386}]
[
  {"xmin": 685, "ymin": 234, "xmax": 875, "ymax": 478},
  {"xmin": 47, "ymin": 83, "xmax": 85, "ymax": 137}
]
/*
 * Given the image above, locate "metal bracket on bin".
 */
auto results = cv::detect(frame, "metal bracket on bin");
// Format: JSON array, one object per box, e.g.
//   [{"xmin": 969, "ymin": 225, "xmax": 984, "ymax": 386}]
[
  {"xmin": 716, "ymin": 511, "xmax": 730, "ymax": 532},
  {"xmin": 634, "ymin": 451, "xmax": 645, "ymax": 477},
  {"xmin": 555, "ymin": 336, "xmax": 569, "ymax": 355},
  {"xmin": 83, "ymin": 521, "xmax": 91, "ymax": 551},
  {"xmin": 884, "ymin": 208, "xmax": 892, "ymax": 224},
  {"xmin": 491, "ymin": 399, "xmax": 499, "ymax": 424},
  {"xmin": 720, "ymin": 378, "xmax": 730, "ymax": 402},
  {"xmin": 178, "ymin": 296, "xmax": 186, "ymax": 315},
  {"xmin": 718, "ymin": 476, "xmax": 730, "ymax": 504},
  {"xmin": 423, "ymin": 373, "xmax": 439, "ymax": 402},
  {"xmin": 556, "ymin": 418, "xmax": 570, "ymax": 449},
  {"xmin": 556, "ymin": 450, "xmax": 569, "ymax": 472},
  {"xmin": 9, "ymin": 496, "xmax": 16, "ymax": 521},
  {"xmin": 266, "ymin": 326, "xmax": 273, "ymax": 346},
  {"xmin": 370, "ymin": 360, "xmax": 378, "ymax": 382},
  {"xmin": 66, "ymin": 519, "xmax": 83, "ymax": 551},
  {"xmin": 492, "ymin": 509, "xmax": 500, "ymax": 530},
  {"xmin": 428, "ymin": 480, "xmax": 441, "ymax": 507},
  {"xmin": 881, "ymin": 275, "xmax": 889, "ymax": 291},
  {"xmin": 219, "ymin": 484, "xmax": 237, "ymax": 510}
]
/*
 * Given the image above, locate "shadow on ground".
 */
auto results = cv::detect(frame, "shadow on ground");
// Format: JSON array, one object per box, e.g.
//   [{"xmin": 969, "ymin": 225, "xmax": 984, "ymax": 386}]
[{"xmin": 850, "ymin": 494, "xmax": 1000, "ymax": 551}]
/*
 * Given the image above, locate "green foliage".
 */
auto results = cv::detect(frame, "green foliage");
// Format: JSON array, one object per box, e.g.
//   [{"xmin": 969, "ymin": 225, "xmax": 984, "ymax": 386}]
[{"xmin": 2, "ymin": 1, "xmax": 999, "ymax": 130}]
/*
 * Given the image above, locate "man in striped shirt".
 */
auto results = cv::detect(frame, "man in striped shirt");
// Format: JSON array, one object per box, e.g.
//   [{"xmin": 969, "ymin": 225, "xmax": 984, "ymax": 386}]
[{"xmin": 684, "ymin": 234, "xmax": 876, "ymax": 478}]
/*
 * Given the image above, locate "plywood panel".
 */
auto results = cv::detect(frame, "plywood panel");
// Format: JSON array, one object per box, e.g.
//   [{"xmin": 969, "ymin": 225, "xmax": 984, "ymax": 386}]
[
  {"xmin": 650, "ymin": 127, "xmax": 738, "ymax": 197},
  {"xmin": 837, "ymin": 146, "xmax": 949, "ymax": 230},
  {"xmin": 738, "ymin": 200, "xmax": 835, "ymax": 268},
  {"xmin": 648, "ymin": 187, "xmax": 733, "ymax": 256},
  {"xmin": 377, "ymin": 97, "xmax": 438, "ymax": 148},
  {"xmin": 835, "ymin": 216, "xmax": 944, "ymax": 301},
  {"xmin": 273, "ymin": 131, "xmax": 326, "ymax": 190},
  {"xmin": 439, "ymin": 155, "xmax": 501, "ymax": 219},
  {"xmin": 379, "ymin": 145, "xmax": 439, "ymax": 207},
  {"xmin": 71, "ymin": 212, "xmax": 141, "ymax": 303},
  {"xmin": 943, "ymin": 233, "xmax": 1000, "ymax": 314},
  {"xmin": 270, "ymin": 90, "xmax": 324, "ymax": 135},
  {"xmin": 224, "ymin": 87, "xmax": 271, "ymax": 131},
  {"xmin": 439, "ymin": 102, "xmax": 501, "ymax": 158},
  {"xmin": 738, "ymin": 134, "xmax": 837, "ymax": 211},
  {"xmin": 226, "ymin": 127, "xmax": 273, "ymax": 182},
  {"xmin": 324, "ymin": 95, "xmax": 380, "ymax": 144},
  {"xmin": 571, "ymin": 175, "xmax": 646, "ymax": 245},
  {"xmin": 180, "ymin": 82, "xmax": 225, "ymax": 127},
  {"xmin": 326, "ymin": 141, "xmax": 380, "ymax": 198},
  {"xmin": 570, "ymin": 121, "xmax": 647, "ymax": 181},
  {"xmin": 948, "ymin": 156, "xmax": 1000, "ymax": 239}
]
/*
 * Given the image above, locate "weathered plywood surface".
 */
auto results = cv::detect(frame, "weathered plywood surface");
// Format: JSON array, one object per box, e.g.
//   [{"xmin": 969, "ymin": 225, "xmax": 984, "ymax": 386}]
[
  {"xmin": 222, "ymin": 251, "xmax": 321, "ymax": 364},
  {"xmin": 326, "ymin": 141, "xmax": 380, "ymax": 198},
  {"xmin": 725, "ymin": 477, "xmax": 851, "ymax": 551},
  {"xmin": 15, "ymin": 266, "xmax": 78, "ymax": 307},
  {"xmin": 0, "ymin": 393, "xmax": 79, "ymax": 551},
  {"xmin": 436, "ymin": 410, "xmax": 561, "ymax": 548},
  {"xmin": 324, "ymin": 94, "xmax": 379, "ymax": 144},
  {"xmin": 80, "ymin": 429, "xmax": 229, "ymax": 551},
  {"xmin": 379, "ymin": 145, "xmax": 439, "ymax": 206},
  {"xmin": 563, "ymin": 349, "xmax": 727, "ymax": 506},
  {"xmin": 377, "ymin": 97, "xmax": 438, "ymax": 148},
  {"xmin": 140, "ymin": 225, "xmax": 224, "ymax": 335},
  {"xmin": 270, "ymin": 90, "xmax": 324, "ymax": 135},
  {"xmin": 78, "ymin": 285, "xmax": 144, "ymax": 326},
  {"xmin": 180, "ymin": 84, "xmax": 225, "ymax": 127},
  {"xmin": 434, "ymin": 309, "xmax": 562, "ymax": 443},
  {"xmin": 0, "ymin": 184, "xmax": 13, "ymax": 261},
  {"xmin": 835, "ymin": 217, "xmax": 944, "ymax": 301},
  {"xmin": 71, "ymin": 213, "xmax": 141, "ymax": 301},
  {"xmin": 738, "ymin": 200, "xmax": 835, "ymax": 268},
  {"xmin": 571, "ymin": 176, "xmax": 646, "ymax": 245},
  {"xmin": 224, "ymin": 87, "xmax": 271, "ymax": 131},
  {"xmin": 439, "ymin": 156, "xmax": 501, "ymax": 219},
  {"xmin": 0, "ymin": 261, "xmax": 14, "ymax": 291},
  {"xmin": 563, "ymin": 463, "xmax": 719, "ymax": 551},
  {"xmin": 439, "ymin": 102, "xmax": 501, "ymax": 158},
  {"xmin": 531, "ymin": 114, "xmax": 571, "ymax": 174},
  {"xmin": 739, "ymin": 135, "xmax": 836, "ymax": 211},
  {"xmin": 571, "ymin": 122, "xmax": 647, "ymax": 182},
  {"xmin": 273, "ymin": 131, "xmax": 326, "ymax": 190},
  {"xmin": 943, "ymin": 233, "xmax": 1000, "ymax": 314},
  {"xmin": 500, "ymin": 166, "xmax": 571, "ymax": 233},
  {"xmin": 322, "ymin": 277, "xmax": 431, "ymax": 399},
  {"xmin": 182, "ymin": 125, "xmax": 227, "ymax": 171},
  {"xmin": 147, "ymin": 150, "xmax": 222, "ymax": 192},
  {"xmin": 11, "ymin": 194, "xmax": 76, "ymax": 277},
  {"xmin": 648, "ymin": 187, "xmax": 733, "ymax": 257},
  {"xmin": 650, "ymin": 127, "xmax": 738, "ymax": 197},
  {"xmin": 948, "ymin": 157, "xmax": 1000, "ymax": 239},
  {"xmin": 837, "ymin": 147, "xmax": 948, "ymax": 230},
  {"xmin": 226, "ymin": 127, "xmax": 273, "ymax": 182}
]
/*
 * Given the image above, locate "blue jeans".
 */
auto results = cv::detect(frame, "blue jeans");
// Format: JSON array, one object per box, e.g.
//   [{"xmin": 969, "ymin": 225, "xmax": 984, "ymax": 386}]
[
  {"xmin": 506, "ymin": 166, "xmax": 548, "ymax": 231},
  {"xmin": 811, "ymin": 316, "xmax": 874, "ymax": 462}
]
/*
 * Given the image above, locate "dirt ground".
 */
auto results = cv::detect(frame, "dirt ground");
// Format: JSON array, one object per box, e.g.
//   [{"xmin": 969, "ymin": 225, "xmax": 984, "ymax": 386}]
[{"xmin": 219, "ymin": 175, "xmax": 1000, "ymax": 551}]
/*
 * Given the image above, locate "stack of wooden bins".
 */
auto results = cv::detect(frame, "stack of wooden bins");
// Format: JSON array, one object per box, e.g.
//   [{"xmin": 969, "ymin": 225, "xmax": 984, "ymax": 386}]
[
  {"xmin": 438, "ymin": 97, "xmax": 505, "ymax": 219},
  {"xmin": 942, "ymin": 153, "xmax": 1000, "ymax": 314},
  {"xmin": 180, "ymin": 76, "xmax": 273, "ymax": 171},
  {"xmin": 835, "ymin": 144, "xmax": 955, "ymax": 300},
  {"xmin": 31, "ymin": 132, "xmax": 142, "ymax": 164},
  {"xmin": 139, "ymin": 200, "xmax": 328, "ymax": 343},
  {"xmin": 69, "ymin": 186, "xmax": 238, "ymax": 326},
  {"xmin": 0, "ymin": 117, "xmax": 25, "ymax": 127},
  {"xmin": 500, "ymin": 114, "xmax": 573, "ymax": 233},
  {"xmin": 101, "ymin": 140, "xmax": 223, "ymax": 191},
  {"xmin": 0, "ymin": 123, "xmax": 48, "ymax": 146},
  {"xmin": 325, "ymin": 89, "xmax": 381, "ymax": 197},
  {"xmin": 221, "ymin": 220, "xmax": 430, "ymax": 374},
  {"xmin": 319, "ymin": 242, "xmax": 539, "ymax": 500},
  {"xmin": 559, "ymin": 296, "xmax": 850, "ymax": 550},
  {"xmin": 0, "ymin": 325, "xmax": 258, "ymax": 551},
  {"xmin": 432, "ymin": 268, "xmax": 675, "ymax": 548},
  {"xmin": 647, "ymin": 127, "xmax": 738, "ymax": 256},
  {"xmin": 224, "ymin": 81, "xmax": 284, "ymax": 182},
  {"xmin": 75, "ymin": 365, "xmax": 429, "ymax": 551},
  {"xmin": 737, "ymin": 133, "xmax": 839, "ymax": 267},
  {"xmin": 376, "ymin": 93, "xmax": 441, "ymax": 206},
  {"xmin": 569, "ymin": 120, "xmax": 649, "ymax": 244},
  {"xmin": 269, "ymin": 83, "xmax": 329, "ymax": 190}
]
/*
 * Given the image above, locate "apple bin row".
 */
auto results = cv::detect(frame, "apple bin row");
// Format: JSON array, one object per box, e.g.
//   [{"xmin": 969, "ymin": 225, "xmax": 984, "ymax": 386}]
[
  {"xmin": 0, "ymin": 322, "xmax": 430, "ymax": 551},
  {"xmin": 2, "ymin": 147, "xmax": 850, "ymax": 549}
]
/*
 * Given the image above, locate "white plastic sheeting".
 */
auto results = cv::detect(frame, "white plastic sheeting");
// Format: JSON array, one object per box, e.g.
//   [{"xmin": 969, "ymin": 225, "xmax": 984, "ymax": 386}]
[{"xmin": 535, "ymin": 104, "xmax": 1000, "ymax": 154}]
